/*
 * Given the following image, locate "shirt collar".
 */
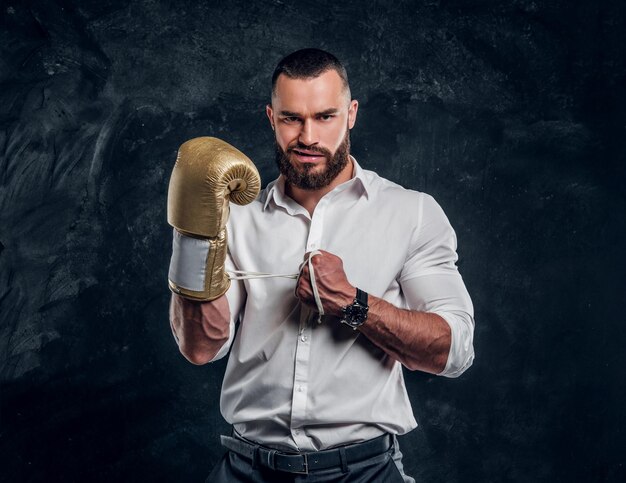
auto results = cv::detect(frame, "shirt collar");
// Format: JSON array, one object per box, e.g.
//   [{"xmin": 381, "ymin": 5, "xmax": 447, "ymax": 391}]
[{"xmin": 262, "ymin": 155, "xmax": 371, "ymax": 212}]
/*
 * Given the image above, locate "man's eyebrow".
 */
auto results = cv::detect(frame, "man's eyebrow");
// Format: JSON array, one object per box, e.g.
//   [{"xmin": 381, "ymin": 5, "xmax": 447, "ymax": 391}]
[
  {"xmin": 278, "ymin": 108, "xmax": 340, "ymax": 117},
  {"xmin": 316, "ymin": 108, "xmax": 340, "ymax": 116}
]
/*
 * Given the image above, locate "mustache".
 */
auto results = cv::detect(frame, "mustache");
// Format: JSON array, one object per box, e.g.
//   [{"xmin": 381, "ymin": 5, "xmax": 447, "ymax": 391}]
[{"xmin": 286, "ymin": 143, "xmax": 331, "ymax": 156}]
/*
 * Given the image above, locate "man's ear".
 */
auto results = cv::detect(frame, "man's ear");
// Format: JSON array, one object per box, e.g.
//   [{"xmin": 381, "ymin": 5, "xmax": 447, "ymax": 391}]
[
  {"xmin": 348, "ymin": 100, "xmax": 359, "ymax": 130},
  {"xmin": 266, "ymin": 104, "xmax": 275, "ymax": 131}
]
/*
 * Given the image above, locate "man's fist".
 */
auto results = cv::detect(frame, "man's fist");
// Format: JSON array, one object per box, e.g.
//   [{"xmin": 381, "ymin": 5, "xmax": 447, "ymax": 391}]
[{"xmin": 295, "ymin": 250, "xmax": 355, "ymax": 318}]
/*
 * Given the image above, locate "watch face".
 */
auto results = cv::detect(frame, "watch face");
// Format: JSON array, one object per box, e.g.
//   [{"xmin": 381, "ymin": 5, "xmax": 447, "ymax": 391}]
[{"xmin": 343, "ymin": 303, "xmax": 368, "ymax": 326}]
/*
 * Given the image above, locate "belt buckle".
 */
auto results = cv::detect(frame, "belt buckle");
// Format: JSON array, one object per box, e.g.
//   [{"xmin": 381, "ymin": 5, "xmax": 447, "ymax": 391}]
[{"xmin": 293, "ymin": 453, "xmax": 309, "ymax": 475}]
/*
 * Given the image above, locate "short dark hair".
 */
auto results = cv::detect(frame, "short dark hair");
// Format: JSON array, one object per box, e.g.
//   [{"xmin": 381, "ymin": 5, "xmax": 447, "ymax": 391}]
[{"xmin": 271, "ymin": 48, "xmax": 350, "ymax": 98}]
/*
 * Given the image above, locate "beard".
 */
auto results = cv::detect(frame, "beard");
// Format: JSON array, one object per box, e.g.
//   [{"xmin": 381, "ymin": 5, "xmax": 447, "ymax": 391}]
[{"xmin": 274, "ymin": 129, "xmax": 351, "ymax": 191}]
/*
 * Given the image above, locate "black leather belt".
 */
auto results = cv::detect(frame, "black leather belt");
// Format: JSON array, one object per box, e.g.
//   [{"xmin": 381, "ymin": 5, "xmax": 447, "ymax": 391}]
[{"xmin": 220, "ymin": 433, "xmax": 393, "ymax": 475}]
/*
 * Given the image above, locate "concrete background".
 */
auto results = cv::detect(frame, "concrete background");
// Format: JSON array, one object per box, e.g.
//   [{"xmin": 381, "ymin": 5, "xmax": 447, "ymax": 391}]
[{"xmin": 1, "ymin": 0, "xmax": 625, "ymax": 481}]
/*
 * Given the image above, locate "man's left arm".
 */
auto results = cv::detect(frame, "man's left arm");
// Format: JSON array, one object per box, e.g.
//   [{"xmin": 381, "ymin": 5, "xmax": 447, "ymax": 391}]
[
  {"xmin": 360, "ymin": 271, "xmax": 474, "ymax": 376},
  {"xmin": 295, "ymin": 194, "xmax": 474, "ymax": 377},
  {"xmin": 296, "ymin": 255, "xmax": 471, "ymax": 375}
]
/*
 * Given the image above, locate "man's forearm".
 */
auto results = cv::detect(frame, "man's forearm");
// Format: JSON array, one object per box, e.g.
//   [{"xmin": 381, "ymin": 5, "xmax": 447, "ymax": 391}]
[
  {"xmin": 169, "ymin": 293, "xmax": 231, "ymax": 365},
  {"xmin": 358, "ymin": 295, "xmax": 451, "ymax": 374}
]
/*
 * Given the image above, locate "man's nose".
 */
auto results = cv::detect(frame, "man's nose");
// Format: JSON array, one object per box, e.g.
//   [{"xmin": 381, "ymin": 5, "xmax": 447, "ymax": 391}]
[{"xmin": 298, "ymin": 119, "xmax": 318, "ymax": 146}]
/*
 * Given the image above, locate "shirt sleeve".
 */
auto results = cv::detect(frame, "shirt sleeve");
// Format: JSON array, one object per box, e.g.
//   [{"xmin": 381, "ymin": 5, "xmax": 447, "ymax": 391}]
[
  {"xmin": 399, "ymin": 194, "xmax": 475, "ymax": 378},
  {"xmin": 209, "ymin": 250, "xmax": 246, "ymax": 362}
]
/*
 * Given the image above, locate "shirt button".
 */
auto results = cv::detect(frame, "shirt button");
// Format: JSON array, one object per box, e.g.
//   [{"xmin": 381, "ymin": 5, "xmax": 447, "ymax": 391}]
[
  {"xmin": 294, "ymin": 430, "xmax": 300, "ymax": 435},
  {"xmin": 297, "ymin": 385, "xmax": 303, "ymax": 392},
  {"xmin": 300, "ymin": 334, "xmax": 308, "ymax": 342}
]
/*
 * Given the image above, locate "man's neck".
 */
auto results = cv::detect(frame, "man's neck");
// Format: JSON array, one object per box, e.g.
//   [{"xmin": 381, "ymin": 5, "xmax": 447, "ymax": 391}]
[{"xmin": 285, "ymin": 157, "xmax": 355, "ymax": 216}]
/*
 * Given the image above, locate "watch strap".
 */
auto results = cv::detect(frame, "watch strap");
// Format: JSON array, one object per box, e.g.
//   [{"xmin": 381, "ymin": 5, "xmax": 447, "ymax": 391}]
[{"xmin": 356, "ymin": 287, "xmax": 368, "ymax": 306}]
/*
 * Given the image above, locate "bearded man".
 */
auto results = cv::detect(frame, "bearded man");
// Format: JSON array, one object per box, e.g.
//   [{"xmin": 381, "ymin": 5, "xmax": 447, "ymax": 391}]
[{"xmin": 168, "ymin": 48, "xmax": 475, "ymax": 482}]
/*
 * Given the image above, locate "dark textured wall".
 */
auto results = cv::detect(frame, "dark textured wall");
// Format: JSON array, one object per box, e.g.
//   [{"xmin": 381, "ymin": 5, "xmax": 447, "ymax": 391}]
[{"xmin": 1, "ymin": 0, "xmax": 625, "ymax": 481}]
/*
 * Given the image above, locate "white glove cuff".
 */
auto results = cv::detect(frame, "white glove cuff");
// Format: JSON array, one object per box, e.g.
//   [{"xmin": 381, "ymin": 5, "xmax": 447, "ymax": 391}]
[{"xmin": 169, "ymin": 229, "xmax": 210, "ymax": 292}]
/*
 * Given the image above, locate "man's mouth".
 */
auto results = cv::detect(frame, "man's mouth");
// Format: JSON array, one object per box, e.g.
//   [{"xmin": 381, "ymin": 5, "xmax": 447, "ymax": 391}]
[
  {"xmin": 291, "ymin": 149, "xmax": 326, "ymax": 162},
  {"xmin": 292, "ymin": 149, "xmax": 322, "ymax": 156}
]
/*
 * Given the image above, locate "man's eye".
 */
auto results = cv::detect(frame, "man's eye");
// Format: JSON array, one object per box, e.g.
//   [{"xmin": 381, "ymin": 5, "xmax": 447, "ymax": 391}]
[
  {"xmin": 320, "ymin": 115, "xmax": 333, "ymax": 121},
  {"xmin": 284, "ymin": 117, "xmax": 300, "ymax": 123}
]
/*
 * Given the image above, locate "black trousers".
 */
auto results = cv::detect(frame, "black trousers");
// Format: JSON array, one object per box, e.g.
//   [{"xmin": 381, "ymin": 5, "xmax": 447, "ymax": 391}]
[{"xmin": 206, "ymin": 436, "xmax": 410, "ymax": 483}]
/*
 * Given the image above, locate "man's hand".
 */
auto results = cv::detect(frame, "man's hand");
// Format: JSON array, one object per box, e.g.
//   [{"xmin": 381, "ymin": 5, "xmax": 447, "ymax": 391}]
[{"xmin": 295, "ymin": 250, "xmax": 355, "ymax": 317}]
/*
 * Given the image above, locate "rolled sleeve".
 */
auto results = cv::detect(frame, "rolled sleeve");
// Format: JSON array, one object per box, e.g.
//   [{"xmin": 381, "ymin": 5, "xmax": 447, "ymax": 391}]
[
  {"xmin": 436, "ymin": 309, "xmax": 475, "ymax": 377},
  {"xmin": 399, "ymin": 194, "xmax": 475, "ymax": 377}
]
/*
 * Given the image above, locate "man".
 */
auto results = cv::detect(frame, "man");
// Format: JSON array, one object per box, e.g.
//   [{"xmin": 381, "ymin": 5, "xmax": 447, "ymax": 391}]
[{"xmin": 168, "ymin": 49, "xmax": 474, "ymax": 482}]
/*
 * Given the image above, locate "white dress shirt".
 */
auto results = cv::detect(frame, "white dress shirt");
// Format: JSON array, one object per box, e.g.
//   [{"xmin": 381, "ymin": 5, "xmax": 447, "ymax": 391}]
[{"xmin": 213, "ymin": 157, "xmax": 475, "ymax": 451}]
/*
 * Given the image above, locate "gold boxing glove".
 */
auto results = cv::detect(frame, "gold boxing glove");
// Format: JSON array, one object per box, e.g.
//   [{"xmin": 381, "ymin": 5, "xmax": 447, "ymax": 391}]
[{"xmin": 167, "ymin": 137, "xmax": 261, "ymax": 301}]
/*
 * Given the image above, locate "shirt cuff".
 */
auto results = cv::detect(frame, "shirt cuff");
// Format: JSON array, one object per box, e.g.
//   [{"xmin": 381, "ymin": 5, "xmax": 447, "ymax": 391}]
[{"xmin": 434, "ymin": 310, "xmax": 475, "ymax": 378}]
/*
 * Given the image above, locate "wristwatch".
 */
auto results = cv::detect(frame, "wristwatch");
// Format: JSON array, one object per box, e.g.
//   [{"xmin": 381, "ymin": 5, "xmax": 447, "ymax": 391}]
[{"xmin": 340, "ymin": 288, "xmax": 369, "ymax": 330}]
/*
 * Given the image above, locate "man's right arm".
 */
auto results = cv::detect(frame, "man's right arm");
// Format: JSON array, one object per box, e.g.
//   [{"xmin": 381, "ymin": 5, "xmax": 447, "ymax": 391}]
[
  {"xmin": 165, "ymin": 136, "xmax": 257, "ymax": 365},
  {"xmin": 169, "ymin": 293, "xmax": 231, "ymax": 365}
]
